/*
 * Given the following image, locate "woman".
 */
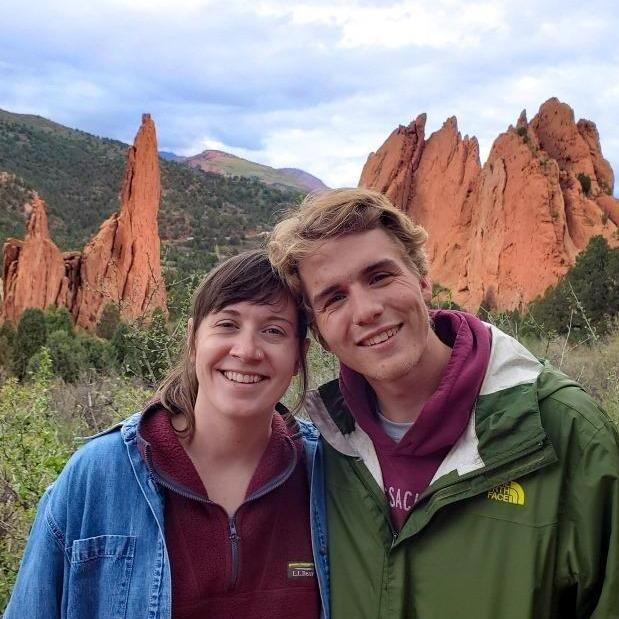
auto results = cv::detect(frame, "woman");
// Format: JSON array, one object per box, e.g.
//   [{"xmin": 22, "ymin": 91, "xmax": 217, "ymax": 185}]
[{"xmin": 4, "ymin": 249, "xmax": 324, "ymax": 619}]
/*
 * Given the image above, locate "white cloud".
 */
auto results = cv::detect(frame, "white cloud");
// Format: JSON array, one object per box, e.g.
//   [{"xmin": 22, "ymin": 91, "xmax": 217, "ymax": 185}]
[{"xmin": 0, "ymin": 0, "xmax": 618, "ymax": 187}]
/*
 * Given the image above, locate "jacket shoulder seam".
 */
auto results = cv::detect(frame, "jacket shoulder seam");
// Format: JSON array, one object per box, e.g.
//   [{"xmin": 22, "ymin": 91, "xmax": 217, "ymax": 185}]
[
  {"xmin": 44, "ymin": 494, "xmax": 70, "ymax": 561},
  {"xmin": 542, "ymin": 386, "xmax": 607, "ymax": 432}
]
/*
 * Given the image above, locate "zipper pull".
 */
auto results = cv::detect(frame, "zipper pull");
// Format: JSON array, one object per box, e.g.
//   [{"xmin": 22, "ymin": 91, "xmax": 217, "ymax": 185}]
[{"xmin": 229, "ymin": 518, "xmax": 239, "ymax": 541}]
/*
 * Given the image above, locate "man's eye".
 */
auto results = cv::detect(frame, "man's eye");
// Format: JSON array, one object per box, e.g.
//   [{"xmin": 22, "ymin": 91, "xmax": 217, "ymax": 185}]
[
  {"xmin": 324, "ymin": 293, "xmax": 345, "ymax": 309},
  {"xmin": 370, "ymin": 272, "xmax": 393, "ymax": 284}
]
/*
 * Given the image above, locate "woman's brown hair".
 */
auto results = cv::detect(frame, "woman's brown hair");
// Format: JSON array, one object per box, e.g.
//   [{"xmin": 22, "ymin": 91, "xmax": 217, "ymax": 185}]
[{"xmin": 157, "ymin": 249, "xmax": 309, "ymax": 439}]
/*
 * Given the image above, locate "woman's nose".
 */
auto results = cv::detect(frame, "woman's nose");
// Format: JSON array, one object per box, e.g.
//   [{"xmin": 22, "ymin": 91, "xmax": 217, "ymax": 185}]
[{"xmin": 229, "ymin": 331, "xmax": 264, "ymax": 361}]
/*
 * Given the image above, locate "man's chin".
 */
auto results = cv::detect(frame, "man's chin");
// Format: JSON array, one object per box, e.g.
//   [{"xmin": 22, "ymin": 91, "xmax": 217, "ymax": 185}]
[{"xmin": 354, "ymin": 360, "xmax": 414, "ymax": 384}]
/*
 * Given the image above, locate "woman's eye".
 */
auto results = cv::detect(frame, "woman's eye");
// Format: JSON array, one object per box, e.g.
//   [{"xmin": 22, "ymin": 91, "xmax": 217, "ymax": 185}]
[
  {"xmin": 265, "ymin": 327, "xmax": 286, "ymax": 336},
  {"xmin": 216, "ymin": 321, "xmax": 237, "ymax": 329}
]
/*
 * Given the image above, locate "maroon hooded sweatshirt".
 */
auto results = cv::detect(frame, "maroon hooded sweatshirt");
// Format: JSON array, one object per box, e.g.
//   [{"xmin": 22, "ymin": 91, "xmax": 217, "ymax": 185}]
[
  {"xmin": 340, "ymin": 310, "xmax": 492, "ymax": 530},
  {"xmin": 138, "ymin": 404, "xmax": 320, "ymax": 619}
]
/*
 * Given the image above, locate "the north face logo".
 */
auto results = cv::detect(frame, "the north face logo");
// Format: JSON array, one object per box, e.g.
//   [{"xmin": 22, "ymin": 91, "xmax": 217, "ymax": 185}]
[{"xmin": 487, "ymin": 481, "xmax": 525, "ymax": 506}]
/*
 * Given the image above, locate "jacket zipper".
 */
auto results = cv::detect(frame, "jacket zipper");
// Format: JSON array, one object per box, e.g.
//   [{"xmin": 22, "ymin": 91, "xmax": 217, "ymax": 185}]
[
  {"xmin": 144, "ymin": 438, "xmax": 298, "ymax": 592},
  {"xmin": 228, "ymin": 517, "xmax": 240, "ymax": 589}
]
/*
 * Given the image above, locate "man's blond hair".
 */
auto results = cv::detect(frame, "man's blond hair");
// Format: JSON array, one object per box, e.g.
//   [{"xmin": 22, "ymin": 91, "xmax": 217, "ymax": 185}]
[{"xmin": 268, "ymin": 188, "xmax": 429, "ymax": 299}]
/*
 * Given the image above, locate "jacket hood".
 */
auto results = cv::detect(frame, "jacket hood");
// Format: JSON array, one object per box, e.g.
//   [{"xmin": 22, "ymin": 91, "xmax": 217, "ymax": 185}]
[{"xmin": 305, "ymin": 323, "xmax": 568, "ymax": 489}]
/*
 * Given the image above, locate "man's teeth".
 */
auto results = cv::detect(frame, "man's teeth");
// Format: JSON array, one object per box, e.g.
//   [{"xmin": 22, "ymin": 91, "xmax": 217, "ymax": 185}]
[
  {"xmin": 222, "ymin": 371, "xmax": 264, "ymax": 384},
  {"xmin": 361, "ymin": 327, "xmax": 399, "ymax": 347}
]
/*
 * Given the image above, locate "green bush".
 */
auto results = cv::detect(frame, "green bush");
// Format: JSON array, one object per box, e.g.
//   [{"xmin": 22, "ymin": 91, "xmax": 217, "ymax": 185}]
[
  {"xmin": 0, "ymin": 322, "xmax": 16, "ymax": 369},
  {"xmin": 112, "ymin": 309, "xmax": 181, "ymax": 385},
  {"xmin": 96, "ymin": 303, "xmax": 121, "ymax": 340},
  {"xmin": 529, "ymin": 236, "xmax": 619, "ymax": 339},
  {"xmin": 0, "ymin": 350, "xmax": 69, "ymax": 608},
  {"xmin": 11, "ymin": 308, "xmax": 47, "ymax": 379},
  {"xmin": 77, "ymin": 334, "xmax": 116, "ymax": 372},
  {"xmin": 46, "ymin": 330, "xmax": 86, "ymax": 383},
  {"xmin": 44, "ymin": 306, "xmax": 74, "ymax": 336},
  {"xmin": 577, "ymin": 172, "xmax": 591, "ymax": 195}
]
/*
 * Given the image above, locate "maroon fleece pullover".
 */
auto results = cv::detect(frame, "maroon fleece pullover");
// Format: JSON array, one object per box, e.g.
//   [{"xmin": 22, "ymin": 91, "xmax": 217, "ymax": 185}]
[
  {"xmin": 340, "ymin": 310, "xmax": 492, "ymax": 530},
  {"xmin": 138, "ymin": 405, "xmax": 320, "ymax": 619}
]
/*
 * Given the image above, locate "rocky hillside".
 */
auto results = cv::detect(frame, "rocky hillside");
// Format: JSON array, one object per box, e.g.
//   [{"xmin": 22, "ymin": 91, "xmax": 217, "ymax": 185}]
[
  {"xmin": 183, "ymin": 149, "xmax": 327, "ymax": 192},
  {"xmin": 360, "ymin": 98, "xmax": 619, "ymax": 311},
  {"xmin": 0, "ymin": 109, "xmax": 303, "ymax": 258}
]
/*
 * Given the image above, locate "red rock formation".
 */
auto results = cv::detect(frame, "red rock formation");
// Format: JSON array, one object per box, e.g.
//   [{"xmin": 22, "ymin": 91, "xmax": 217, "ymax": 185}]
[
  {"xmin": 74, "ymin": 113, "xmax": 167, "ymax": 329},
  {"xmin": 1, "ymin": 194, "xmax": 68, "ymax": 322},
  {"xmin": 1, "ymin": 114, "xmax": 167, "ymax": 329},
  {"xmin": 361, "ymin": 115, "xmax": 426, "ymax": 211},
  {"xmin": 359, "ymin": 98, "xmax": 619, "ymax": 311}
]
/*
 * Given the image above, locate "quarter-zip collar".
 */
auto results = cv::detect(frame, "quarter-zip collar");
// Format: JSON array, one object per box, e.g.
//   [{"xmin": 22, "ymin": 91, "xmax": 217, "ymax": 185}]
[{"xmin": 136, "ymin": 401, "xmax": 299, "ymax": 504}]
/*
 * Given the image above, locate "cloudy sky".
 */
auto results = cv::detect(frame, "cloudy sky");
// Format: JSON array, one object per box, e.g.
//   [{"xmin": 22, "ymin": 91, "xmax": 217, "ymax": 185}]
[{"xmin": 1, "ymin": 0, "xmax": 618, "ymax": 187}]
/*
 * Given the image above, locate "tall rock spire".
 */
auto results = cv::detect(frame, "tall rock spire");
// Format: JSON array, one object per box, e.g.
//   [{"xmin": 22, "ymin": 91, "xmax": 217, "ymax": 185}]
[
  {"xmin": 1, "ymin": 114, "xmax": 167, "ymax": 329},
  {"xmin": 1, "ymin": 194, "xmax": 66, "ymax": 322},
  {"xmin": 75, "ymin": 113, "xmax": 167, "ymax": 329}
]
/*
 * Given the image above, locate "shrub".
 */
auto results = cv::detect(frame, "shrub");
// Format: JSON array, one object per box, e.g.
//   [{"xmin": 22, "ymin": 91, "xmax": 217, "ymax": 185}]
[
  {"xmin": 529, "ymin": 236, "xmax": 619, "ymax": 339},
  {"xmin": 11, "ymin": 308, "xmax": 47, "ymax": 379},
  {"xmin": 77, "ymin": 334, "xmax": 116, "ymax": 372},
  {"xmin": 430, "ymin": 284, "xmax": 462, "ymax": 310},
  {"xmin": 0, "ymin": 322, "xmax": 16, "ymax": 370},
  {"xmin": 112, "ymin": 309, "xmax": 180, "ymax": 385},
  {"xmin": 96, "ymin": 303, "xmax": 121, "ymax": 340},
  {"xmin": 577, "ymin": 172, "xmax": 591, "ymax": 195},
  {"xmin": 44, "ymin": 306, "xmax": 74, "ymax": 336},
  {"xmin": 46, "ymin": 330, "xmax": 86, "ymax": 383}
]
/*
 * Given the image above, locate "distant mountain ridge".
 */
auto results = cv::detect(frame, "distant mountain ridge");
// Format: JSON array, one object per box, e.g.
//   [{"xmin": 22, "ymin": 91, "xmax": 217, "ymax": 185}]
[
  {"xmin": 0, "ymin": 108, "xmax": 303, "ymax": 282},
  {"xmin": 180, "ymin": 149, "xmax": 328, "ymax": 192}
]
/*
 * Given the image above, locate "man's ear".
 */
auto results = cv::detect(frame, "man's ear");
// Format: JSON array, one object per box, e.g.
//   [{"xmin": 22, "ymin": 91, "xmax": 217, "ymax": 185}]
[{"xmin": 420, "ymin": 276, "xmax": 432, "ymax": 303}]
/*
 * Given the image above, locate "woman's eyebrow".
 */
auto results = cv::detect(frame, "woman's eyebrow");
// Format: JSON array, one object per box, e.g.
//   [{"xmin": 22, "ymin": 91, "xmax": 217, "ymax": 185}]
[{"xmin": 217, "ymin": 308, "xmax": 294, "ymax": 326}]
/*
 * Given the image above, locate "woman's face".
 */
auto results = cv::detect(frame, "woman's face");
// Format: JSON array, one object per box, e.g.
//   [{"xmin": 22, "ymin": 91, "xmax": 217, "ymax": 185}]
[{"xmin": 192, "ymin": 296, "xmax": 302, "ymax": 423}]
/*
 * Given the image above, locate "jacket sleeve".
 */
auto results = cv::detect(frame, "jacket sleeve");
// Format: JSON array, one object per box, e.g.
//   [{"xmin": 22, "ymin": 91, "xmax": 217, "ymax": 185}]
[
  {"xmin": 3, "ymin": 485, "xmax": 67, "ymax": 618},
  {"xmin": 563, "ymin": 416, "xmax": 619, "ymax": 619}
]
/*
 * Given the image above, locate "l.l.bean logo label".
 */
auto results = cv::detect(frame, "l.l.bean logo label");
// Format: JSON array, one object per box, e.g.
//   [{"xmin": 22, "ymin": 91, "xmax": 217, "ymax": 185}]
[{"xmin": 288, "ymin": 562, "xmax": 315, "ymax": 578}]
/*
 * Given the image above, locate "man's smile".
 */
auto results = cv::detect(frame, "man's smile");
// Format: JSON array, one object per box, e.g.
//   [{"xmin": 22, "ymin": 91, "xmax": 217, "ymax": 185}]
[{"xmin": 358, "ymin": 325, "xmax": 402, "ymax": 347}]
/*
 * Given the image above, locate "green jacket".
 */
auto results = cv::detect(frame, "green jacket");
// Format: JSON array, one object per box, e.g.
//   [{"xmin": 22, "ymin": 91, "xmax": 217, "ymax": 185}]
[{"xmin": 306, "ymin": 325, "xmax": 619, "ymax": 619}]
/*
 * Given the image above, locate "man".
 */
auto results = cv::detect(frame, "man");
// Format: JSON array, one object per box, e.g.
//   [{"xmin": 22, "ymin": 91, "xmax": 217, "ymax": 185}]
[{"xmin": 268, "ymin": 188, "xmax": 619, "ymax": 619}]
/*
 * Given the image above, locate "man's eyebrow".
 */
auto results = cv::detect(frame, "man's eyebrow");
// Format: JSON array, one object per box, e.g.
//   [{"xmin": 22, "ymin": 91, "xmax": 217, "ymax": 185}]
[
  {"xmin": 311, "ymin": 258, "xmax": 400, "ymax": 307},
  {"xmin": 362, "ymin": 258, "xmax": 400, "ymax": 275}
]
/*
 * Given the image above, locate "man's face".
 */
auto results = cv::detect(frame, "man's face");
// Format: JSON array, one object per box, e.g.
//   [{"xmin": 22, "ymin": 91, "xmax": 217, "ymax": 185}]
[{"xmin": 298, "ymin": 228, "xmax": 433, "ymax": 384}]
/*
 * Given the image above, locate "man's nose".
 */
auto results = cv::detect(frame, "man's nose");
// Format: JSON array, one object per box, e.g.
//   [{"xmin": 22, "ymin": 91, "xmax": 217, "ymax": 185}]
[
  {"xmin": 230, "ymin": 330, "xmax": 264, "ymax": 361},
  {"xmin": 351, "ymin": 288, "xmax": 383, "ymax": 326}
]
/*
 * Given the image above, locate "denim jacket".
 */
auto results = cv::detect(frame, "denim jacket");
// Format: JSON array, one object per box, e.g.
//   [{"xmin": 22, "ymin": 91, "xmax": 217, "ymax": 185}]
[{"xmin": 3, "ymin": 413, "xmax": 330, "ymax": 619}]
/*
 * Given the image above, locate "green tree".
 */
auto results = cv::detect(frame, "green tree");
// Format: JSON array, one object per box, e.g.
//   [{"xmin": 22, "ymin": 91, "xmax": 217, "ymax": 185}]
[
  {"xmin": 529, "ymin": 236, "xmax": 619, "ymax": 338},
  {"xmin": 11, "ymin": 309, "xmax": 47, "ymax": 379},
  {"xmin": 0, "ymin": 322, "xmax": 16, "ymax": 370},
  {"xmin": 44, "ymin": 306, "xmax": 74, "ymax": 336},
  {"xmin": 46, "ymin": 330, "xmax": 85, "ymax": 382},
  {"xmin": 96, "ymin": 303, "xmax": 121, "ymax": 340}
]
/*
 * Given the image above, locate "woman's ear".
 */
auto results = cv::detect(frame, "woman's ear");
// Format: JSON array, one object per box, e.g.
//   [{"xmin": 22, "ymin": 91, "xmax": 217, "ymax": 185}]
[{"xmin": 187, "ymin": 318, "xmax": 194, "ymax": 359}]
